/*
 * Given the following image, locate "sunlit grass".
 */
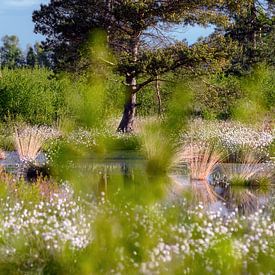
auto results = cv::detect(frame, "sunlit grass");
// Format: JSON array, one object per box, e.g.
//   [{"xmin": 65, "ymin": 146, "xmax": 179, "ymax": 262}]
[
  {"xmin": 0, "ymin": 148, "xmax": 5, "ymax": 159},
  {"xmin": 140, "ymin": 122, "xmax": 175, "ymax": 175}
]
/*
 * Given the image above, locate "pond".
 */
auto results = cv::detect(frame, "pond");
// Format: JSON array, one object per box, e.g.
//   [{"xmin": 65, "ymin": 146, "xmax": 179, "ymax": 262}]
[{"xmin": 1, "ymin": 150, "xmax": 274, "ymax": 217}]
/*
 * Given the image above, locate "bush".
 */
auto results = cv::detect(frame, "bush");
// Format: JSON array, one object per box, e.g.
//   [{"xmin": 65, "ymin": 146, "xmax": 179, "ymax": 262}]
[
  {"xmin": 232, "ymin": 64, "xmax": 275, "ymax": 124},
  {"xmin": 192, "ymin": 65, "xmax": 275, "ymax": 121},
  {"xmin": 0, "ymin": 68, "xmax": 68, "ymax": 125},
  {"xmin": 193, "ymin": 74, "xmax": 242, "ymax": 119}
]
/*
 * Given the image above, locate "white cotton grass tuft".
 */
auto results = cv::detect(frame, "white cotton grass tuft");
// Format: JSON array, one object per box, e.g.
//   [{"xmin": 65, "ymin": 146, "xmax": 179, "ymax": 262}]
[{"xmin": 184, "ymin": 119, "xmax": 274, "ymax": 159}]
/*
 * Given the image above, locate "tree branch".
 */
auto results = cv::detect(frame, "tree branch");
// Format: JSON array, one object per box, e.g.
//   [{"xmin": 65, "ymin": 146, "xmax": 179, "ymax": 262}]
[
  {"xmin": 135, "ymin": 77, "xmax": 155, "ymax": 92},
  {"xmin": 135, "ymin": 77, "xmax": 175, "ymax": 92}
]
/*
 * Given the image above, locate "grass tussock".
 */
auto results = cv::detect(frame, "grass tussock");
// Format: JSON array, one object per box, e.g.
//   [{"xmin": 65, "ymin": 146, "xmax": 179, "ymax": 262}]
[
  {"xmin": 221, "ymin": 152, "xmax": 274, "ymax": 185},
  {"xmin": 176, "ymin": 142, "xmax": 224, "ymax": 181},
  {"xmin": 14, "ymin": 125, "xmax": 59, "ymax": 162},
  {"xmin": 140, "ymin": 122, "xmax": 175, "ymax": 175}
]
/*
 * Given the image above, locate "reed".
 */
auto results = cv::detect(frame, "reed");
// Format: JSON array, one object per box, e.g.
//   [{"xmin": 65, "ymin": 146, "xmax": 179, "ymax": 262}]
[
  {"xmin": 14, "ymin": 125, "xmax": 59, "ymax": 162},
  {"xmin": 175, "ymin": 142, "xmax": 224, "ymax": 181}
]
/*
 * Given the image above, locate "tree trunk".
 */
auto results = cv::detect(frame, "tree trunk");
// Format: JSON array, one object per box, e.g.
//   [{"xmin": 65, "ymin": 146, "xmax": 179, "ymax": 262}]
[
  {"xmin": 117, "ymin": 34, "xmax": 140, "ymax": 133},
  {"xmin": 155, "ymin": 75, "xmax": 162, "ymax": 116},
  {"xmin": 117, "ymin": 76, "xmax": 137, "ymax": 133}
]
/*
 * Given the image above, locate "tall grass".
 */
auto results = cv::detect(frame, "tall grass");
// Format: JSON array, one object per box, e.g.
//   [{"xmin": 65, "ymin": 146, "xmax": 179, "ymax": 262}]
[
  {"xmin": 140, "ymin": 122, "xmax": 175, "ymax": 175},
  {"xmin": 14, "ymin": 125, "xmax": 59, "ymax": 162},
  {"xmin": 176, "ymin": 142, "xmax": 224, "ymax": 181},
  {"xmin": 221, "ymin": 152, "xmax": 274, "ymax": 185}
]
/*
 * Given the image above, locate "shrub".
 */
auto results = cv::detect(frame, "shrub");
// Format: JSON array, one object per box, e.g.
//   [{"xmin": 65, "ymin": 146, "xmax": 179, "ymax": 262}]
[
  {"xmin": 193, "ymin": 74, "xmax": 242, "ymax": 119},
  {"xmin": 232, "ymin": 64, "xmax": 275, "ymax": 123},
  {"xmin": 0, "ymin": 68, "xmax": 68, "ymax": 125}
]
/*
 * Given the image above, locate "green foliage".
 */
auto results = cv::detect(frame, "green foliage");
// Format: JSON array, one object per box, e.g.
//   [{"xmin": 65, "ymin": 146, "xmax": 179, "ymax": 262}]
[
  {"xmin": 33, "ymin": 42, "xmax": 52, "ymax": 68},
  {"xmin": 164, "ymin": 82, "xmax": 193, "ymax": 136},
  {"xmin": 140, "ymin": 122, "xmax": 174, "ymax": 175},
  {"xmin": 32, "ymin": 0, "xmax": 245, "ymax": 131},
  {"xmin": 0, "ymin": 135, "xmax": 14, "ymax": 151},
  {"xmin": 0, "ymin": 35, "xmax": 24, "ymax": 69},
  {"xmin": 230, "ymin": 176, "xmax": 251, "ymax": 186},
  {"xmin": 0, "ymin": 68, "xmax": 68, "ymax": 125},
  {"xmin": 0, "ymin": 122, "xmax": 14, "ymax": 151},
  {"xmin": 190, "ymin": 65, "xmax": 274, "ymax": 120},
  {"xmin": 26, "ymin": 46, "xmax": 36, "ymax": 68},
  {"xmin": 225, "ymin": 0, "xmax": 275, "ymax": 72},
  {"xmin": 232, "ymin": 64, "xmax": 275, "ymax": 123},
  {"xmin": 0, "ymin": 35, "xmax": 51, "ymax": 69},
  {"xmin": 32, "ymin": 0, "xmax": 234, "ymax": 72},
  {"xmin": 136, "ymin": 76, "xmax": 173, "ymax": 116},
  {"xmin": 193, "ymin": 74, "xmax": 242, "ymax": 119},
  {"xmin": 269, "ymin": 140, "xmax": 275, "ymax": 157}
]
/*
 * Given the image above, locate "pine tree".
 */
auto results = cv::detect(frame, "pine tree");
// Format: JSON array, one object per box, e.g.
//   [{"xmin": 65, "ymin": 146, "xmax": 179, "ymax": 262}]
[
  {"xmin": 33, "ymin": 0, "xmax": 247, "ymax": 132},
  {"xmin": 26, "ymin": 46, "xmax": 37, "ymax": 68}
]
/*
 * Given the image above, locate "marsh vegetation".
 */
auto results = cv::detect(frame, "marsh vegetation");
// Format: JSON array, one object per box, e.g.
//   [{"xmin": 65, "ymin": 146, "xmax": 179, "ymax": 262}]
[{"xmin": 0, "ymin": 0, "xmax": 274, "ymax": 274}]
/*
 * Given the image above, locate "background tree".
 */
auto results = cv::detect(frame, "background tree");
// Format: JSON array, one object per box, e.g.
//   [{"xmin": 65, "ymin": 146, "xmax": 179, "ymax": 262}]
[
  {"xmin": 26, "ymin": 46, "xmax": 37, "ymax": 68},
  {"xmin": 34, "ymin": 42, "xmax": 52, "ymax": 68},
  {"xmin": 0, "ymin": 35, "xmax": 24, "ymax": 69},
  {"xmin": 224, "ymin": 0, "xmax": 275, "ymax": 73},
  {"xmin": 33, "ymin": 0, "xmax": 248, "ymax": 132}
]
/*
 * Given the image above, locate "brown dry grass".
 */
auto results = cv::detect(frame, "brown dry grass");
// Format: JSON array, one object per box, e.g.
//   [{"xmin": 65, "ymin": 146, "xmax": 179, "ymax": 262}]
[
  {"xmin": 14, "ymin": 125, "xmax": 59, "ymax": 162},
  {"xmin": 175, "ymin": 142, "xmax": 224, "ymax": 181},
  {"xmin": 14, "ymin": 127, "xmax": 43, "ymax": 161}
]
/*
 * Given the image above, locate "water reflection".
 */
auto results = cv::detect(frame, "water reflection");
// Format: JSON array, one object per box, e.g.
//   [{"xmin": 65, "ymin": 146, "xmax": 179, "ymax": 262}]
[
  {"xmin": 91, "ymin": 164, "xmax": 273, "ymax": 216},
  {"xmin": 0, "ymin": 152, "xmax": 273, "ymax": 215},
  {"xmin": 214, "ymin": 184, "xmax": 271, "ymax": 215},
  {"xmin": 171, "ymin": 175, "xmax": 273, "ymax": 215},
  {"xmin": 190, "ymin": 180, "xmax": 218, "ymax": 205},
  {"xmin": 170, "ymin": 176, "xmax": 218, "ymax": 204}
]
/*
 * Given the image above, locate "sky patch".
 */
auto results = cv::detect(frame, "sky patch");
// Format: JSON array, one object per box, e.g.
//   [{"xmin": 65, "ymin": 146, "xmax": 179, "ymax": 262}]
[{"xmin": 1, "ymin": 0, "xmax": 48, "ymax": 9}]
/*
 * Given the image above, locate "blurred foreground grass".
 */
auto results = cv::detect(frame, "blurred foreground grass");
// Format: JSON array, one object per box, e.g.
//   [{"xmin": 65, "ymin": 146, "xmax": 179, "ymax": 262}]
[{"xmin": 0, "ymin": 171, "xmax": 274, "ymax": 274}]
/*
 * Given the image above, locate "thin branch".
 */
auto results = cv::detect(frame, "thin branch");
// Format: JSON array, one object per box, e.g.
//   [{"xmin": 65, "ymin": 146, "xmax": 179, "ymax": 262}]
[
  {"xmin": 135, "ymin": 77, "xmax": 155, "ymax": 92},
  {"xmin": 135, "ymin": 77, "xmax": 175, "ymax": 92},
  {"xmin": 155, "ymin": 75, "xmax": 162, "ymax": 116},
  {"xmin": 98, "ymin": 57, "xmax": 116, "ymax": 66}
]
